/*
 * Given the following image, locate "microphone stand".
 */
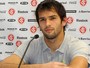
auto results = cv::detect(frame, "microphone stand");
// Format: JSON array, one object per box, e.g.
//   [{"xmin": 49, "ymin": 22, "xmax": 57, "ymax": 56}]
[{"xmin": 18, "ymin": 35, "xmax": 39, "ymax": 68}]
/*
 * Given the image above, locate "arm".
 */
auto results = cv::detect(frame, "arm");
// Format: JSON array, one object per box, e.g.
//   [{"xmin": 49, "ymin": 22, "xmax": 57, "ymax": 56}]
[
  {"xmin": 0, "ymin": 54, "xmax": 24, "ymax": 68},
  {"xmin": 68, "ymin": 56, "xmax": 88, "ymax": 68},
  {"xmin": 0, "ymin": 54, "xmax": 66, "ymax": 68},
  {"xmin": 0, "ymin": 55, "xmax": 88, "ymax": 68},
  {"xmin": 0, "ymin": 54, "xmax": 44, "ymax": 68}
]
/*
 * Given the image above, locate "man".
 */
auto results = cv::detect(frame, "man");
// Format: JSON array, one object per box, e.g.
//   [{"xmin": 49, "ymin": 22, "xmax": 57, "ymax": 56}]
[{"xmin": 0, "ymin": 0, "xmax": 89, "ymax": 68}]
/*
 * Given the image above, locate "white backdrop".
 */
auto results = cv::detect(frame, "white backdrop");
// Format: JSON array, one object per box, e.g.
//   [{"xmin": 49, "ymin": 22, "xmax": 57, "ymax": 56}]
[{"xmin": 0, "ymin": 0, "xmax": 90, "ymax": 61}]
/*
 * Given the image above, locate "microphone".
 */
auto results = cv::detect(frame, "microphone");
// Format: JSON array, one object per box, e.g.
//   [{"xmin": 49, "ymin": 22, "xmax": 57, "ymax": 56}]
[{"xmin": 18, "ymin": 34, "xmax": 39, "ymax": 68}]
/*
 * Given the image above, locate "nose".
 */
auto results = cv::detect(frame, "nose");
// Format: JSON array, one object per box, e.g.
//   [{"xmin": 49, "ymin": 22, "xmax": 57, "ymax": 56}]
[{"xmin": 46, "ymin": 19, "xmax": 51, "ymax": 26}]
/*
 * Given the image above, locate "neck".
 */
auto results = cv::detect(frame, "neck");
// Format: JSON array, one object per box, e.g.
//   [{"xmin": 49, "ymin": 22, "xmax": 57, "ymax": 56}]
[{"xmin": 44, "ymin": 31, "xmax": 65, "ymax": 52}]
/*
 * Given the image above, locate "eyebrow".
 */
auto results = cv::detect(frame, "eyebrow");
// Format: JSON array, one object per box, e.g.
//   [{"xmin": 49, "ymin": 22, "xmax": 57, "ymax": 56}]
[
  {"xmin": 39, "ymin": 15, "xmax": 57, "ymax": 19},
  {"xmin": 49, "ymin": 15, "xmax": 57, "ymax": 18}
]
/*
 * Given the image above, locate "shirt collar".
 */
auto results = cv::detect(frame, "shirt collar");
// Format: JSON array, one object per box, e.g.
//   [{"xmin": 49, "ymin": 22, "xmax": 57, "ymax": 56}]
[
  {"xmin": 42, "ymin": 34, "xmax": 66, "ymax": 54},
  {"xmin": 56, "ymin": 34, "xmax": 66, "ymax": 53},
  {"xmin": 41, "ymin": 37, "xmax": 49, "ymax": 52}
]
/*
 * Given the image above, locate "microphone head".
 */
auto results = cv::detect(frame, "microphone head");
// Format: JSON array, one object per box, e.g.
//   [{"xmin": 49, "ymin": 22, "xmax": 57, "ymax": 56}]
[{"xmin": 34, "ymin": 34, "xmax": 39, "ymax": 39}]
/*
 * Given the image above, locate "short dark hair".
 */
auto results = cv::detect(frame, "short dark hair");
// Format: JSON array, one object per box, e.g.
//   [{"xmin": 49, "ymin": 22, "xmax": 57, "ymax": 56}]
[{"xmin": 35, "ymin": 0, "xmax": 67, "ymax": 30}]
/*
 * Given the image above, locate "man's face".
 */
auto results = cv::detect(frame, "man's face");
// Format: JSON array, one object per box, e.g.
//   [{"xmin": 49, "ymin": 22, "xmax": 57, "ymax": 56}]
[{"xmin": 38, "ymin": 9, "xmax": 65, "ymax": 39}]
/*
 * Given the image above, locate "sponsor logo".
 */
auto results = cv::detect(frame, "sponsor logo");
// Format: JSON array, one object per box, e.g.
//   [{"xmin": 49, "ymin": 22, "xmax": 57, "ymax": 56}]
[
  {"xmin": 89, "ymin": 44, "xmax": 90, "ymax": 46},
  {"xmin": 0, "ymin": 19, "xmax": 5, "ymax": 22},
  {"xmin": 5, "ymin": 51, "xmax": 14, "ymax": 54},
  {"xmin": 31, "ymin": 0, "xmax": 37, "ymax": 6},
  {"xmin": 60, "ymin": 1, "xmax": 67, "ymax": 4},
  {"xmin": 18, "ymin": 17, "xmax": 25, "ymax": 24},
  {"xmin": 17, "ymin": 36, "xmax": 27, "ymax": 39},
  {"xmin": 0, "ymin": 36, "xmax": 6, "ymax": 39},
  {"xmin": 8, "ymin": 34, "xmax": 14, "ymax": 41},
  {"xmin": 19, "ymin": 28, "xmax": 28, "ymax": 31},
  {"xmin": 20, "ymin": 1, "xmax": 28, "ymax": 5},
  {"xmin": 6, "ymin": 42, "xmax": 13, "ymax": 46},
  {"xmin": 28, "ymin": 19, "xmax": 37, "ymax": 22},
  {"xmin": 8, "ymin": 2, "xmax": 18, "ymax": 5},
  {"xmin": 8, "ymin": 8, "xmax": 15, "ymax": 15},
  {"xmin": 0, "ymin": 10, "xmax": 6, "ymax": 13},
  {"xmin": 0, "ymin": 2, "xmax": 5, "ymax": 5},
  {"xmin": 0, "ymin": 28, "xmax": 5, "ymax": 31},
  {"xmin": 0, "ymin": 42, "xmax": 4, "ymax": 44},
  {"xmin": 0, "ymin": 52, "xmax": 2, "ymax": 54},
  {"xmin": 79, "ymin": 26, "xmax": 86, "ymax": 34},
  {"xmin": 67, "ymin": 17, "xmax": 73, "ymax": 24},
  {"xmin": 69, "ymin": 1, "xmax": 77, "ymax": 4},
  {"xmin": 31, "ymin": 10, "xmax": 35, "ymax": 12},
  {"xmin": 80, "ymin": 0, "xmax": 87, "ymax": 6},
  {"xmin": 66, "ymin": 10, "xmax": 77, "ymax": 13},
  {"xmin": 7, "ymin": 19, "xmax": 16, "ymax": 22},
  {"xmin": 79, "ymin": 10, "xmax": 90, "ymax": 13},
  {"xmin": 7, "ymin": 28, "xmax": 17, "ymax": 31},
  {"xmin": 18, "ymin": 10, "xmax": 28, "ymax": 13},
  {"xmin": 68, "ymin": 28, "xmax": 76, "ymax": 31},
  {"xmin": 16, "ymin": 40, "xmax": 22, "ymax": 47},
  {"xmin": 76, "ymin": 19, "xmax": 88, "ymax": 22},
  {"xmin": 30, "ymin": 26, "xmax": 37, "ymax": 33},
  {"xmin": 79, "ymin": 37, "xmax": 90, "ymax": 40}
]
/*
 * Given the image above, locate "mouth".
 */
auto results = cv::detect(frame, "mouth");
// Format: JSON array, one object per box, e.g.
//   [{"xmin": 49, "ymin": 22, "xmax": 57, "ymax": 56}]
[{"xmin": 45, "ymin": 28, "xmax": 54, "ymax": 33}]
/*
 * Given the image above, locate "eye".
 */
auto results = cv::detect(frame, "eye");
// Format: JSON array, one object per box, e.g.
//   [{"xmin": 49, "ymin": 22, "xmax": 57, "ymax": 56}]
[
  {"xmin": 50, "ymin": 17, "xmax": 56, "ymax": 20},
  {"xmin": 39, "ymin": 18, "xmax": 46, "ymax": 22}
]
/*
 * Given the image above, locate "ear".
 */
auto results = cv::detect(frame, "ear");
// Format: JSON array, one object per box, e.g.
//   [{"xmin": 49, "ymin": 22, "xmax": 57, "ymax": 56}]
[{"xmin": 62, "ymin": 17, "xmax": 67, "ymax": 26}]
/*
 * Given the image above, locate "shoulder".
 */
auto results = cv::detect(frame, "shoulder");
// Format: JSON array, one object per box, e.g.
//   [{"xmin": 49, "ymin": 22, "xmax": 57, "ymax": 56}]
[
  {"xmin": 31, "ymin": 36, "xmax": 44, "ymax": 45},
  {"xmin": 64, "ymin": 33, "xmax": 88, "ymax": 48}
]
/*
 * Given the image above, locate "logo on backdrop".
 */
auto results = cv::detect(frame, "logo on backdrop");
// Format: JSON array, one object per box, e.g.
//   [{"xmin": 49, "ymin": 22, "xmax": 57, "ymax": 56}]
[
  {"xmin": 0, "ymin": 42, "xmax": 4, "ymax": 44},
  {"xmin": 0, "ymin": 36, "xmax": 6, "ymax": 39},
  {"xmin": 79, "ymin": 26, "xmax": 86, "ymax": 34},
  {"xmin": 31, "ymin": 0, "xmax": 37, "ymax": 6},
  {"xmin": 18, "ymin": 17, "xmax": 25, "ymax": 24},
  {"xmin": 0, "ymin": 52, "xmax": 2, "ymax": 54},
  {"xmin": 8, "ymin": 8, "xmax": 15, "ymax": 15},
  {"xmin": 16, "ymin": 40, "xmax": 22, "ymax": 47},
  {"xmin": 8, "ymin": 34, "xmax": 14, "ymax": 41},
  {"xmin": 0, "ymin": 19, "xmax": 5, "ymax": 22},
  {"xmin": 6, "ymin": 42, "xmax": 13, "ymax": 46},
  {"xmin": 80, "ymin": 0, "xmax": 87, "ymax": 6},
  {"xmin": 0, "ymin": 2, "xmax": 5, "ymax": 5},
  {"xmin": 67, "ymin": 17, "xmax": 73, "ymax": 24},
  {"xmin": 8, "ymin": 2, "xmax": 18, "ymax": 5},
  {"xmin": 0, "ymin": 28, "xmax": 5, "ymax": 31},
  {"xmin": 7, "ymin": 28, "xmax": 17, "ymax": 31},
  {"xmin": 19, "ymin": 28, "xmax": 28, "ymax": 31},
  {"xmin": 0, "ymin": 10, "xmax": 6, "ymax": 13},
  {"xmin": 20, "ymin": 1, "xmax": 28, "ymax": 5},
  {"xmin": 30, "ymin": 26, "xmax": 37, "ymax": 33},
  {"xmin": 7, "ymin": 19, "xmax": 16, "ymax": 22}
]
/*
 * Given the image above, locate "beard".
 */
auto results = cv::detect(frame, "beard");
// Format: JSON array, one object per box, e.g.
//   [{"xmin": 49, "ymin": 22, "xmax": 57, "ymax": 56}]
[{"xmin": 43, "ymin": 30, "xmax": 61, "ymax": 39}]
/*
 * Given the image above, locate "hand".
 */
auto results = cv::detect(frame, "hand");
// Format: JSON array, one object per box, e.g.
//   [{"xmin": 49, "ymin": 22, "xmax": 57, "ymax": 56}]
[{"xmin": 43, "ymin": 62, "xmax": 69, "ymax": 68}]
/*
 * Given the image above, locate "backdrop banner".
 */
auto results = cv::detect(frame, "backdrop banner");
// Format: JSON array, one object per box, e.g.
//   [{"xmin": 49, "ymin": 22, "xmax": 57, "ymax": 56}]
[{"xmin": 0, "ymin": 0, "xmax": 90, "ymax": 61}]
